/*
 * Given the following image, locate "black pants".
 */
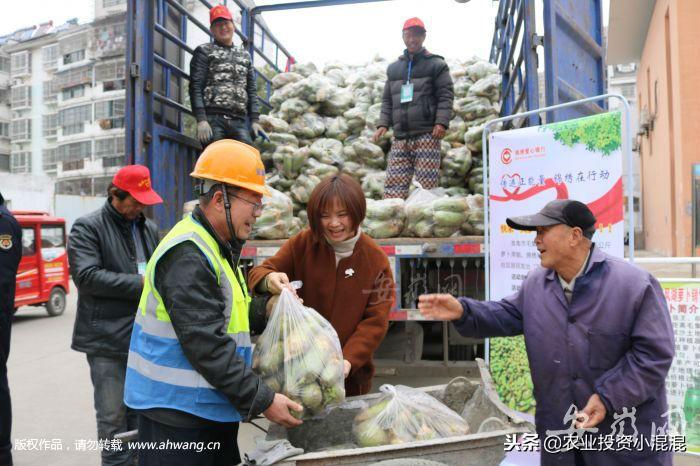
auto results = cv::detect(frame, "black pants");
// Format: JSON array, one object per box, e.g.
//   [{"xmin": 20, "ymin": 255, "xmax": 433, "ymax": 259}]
[
  {"xmin": 136, "ymin": 414, "xmax": 240, "ymax": 466},
  {"xmin": 0, "ymin": 313, "xmax": 12, "ymax": 466},
  {"xmin": 207, "ymin": 114, "xmax": 252, "ymax": 146}
]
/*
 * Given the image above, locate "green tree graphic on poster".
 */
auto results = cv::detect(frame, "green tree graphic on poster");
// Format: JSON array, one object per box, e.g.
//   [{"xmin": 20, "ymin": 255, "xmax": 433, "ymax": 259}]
[{"xmin": 539, "ymin": 111, "xmax": 622, "ymax": 155}]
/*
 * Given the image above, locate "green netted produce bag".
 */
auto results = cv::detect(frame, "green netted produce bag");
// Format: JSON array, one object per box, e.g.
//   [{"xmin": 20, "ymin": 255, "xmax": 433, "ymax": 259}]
[
  {"xmin": 253, "ymin": 187, "xmax": 295, "ymax": 240},
  {"xmin": 343, "ymin": 107, "xmax": 367, "ymax": 134},
  {"xmin": 259, "ymin": 115, "xmax": 290, "ymax": 134},
  {"xmin": 290, "ymin": 174, "xmax": 322, "ymax": 204},
  {"xmin": 442, "ymin": 146, "xmax": 473, "ymax": 179},
  {"xmin": 362, "ymin": 198, "xmax": 406, "ymax": 239},
  {"xmin": 304, "ymin": 157, "xmax": 339, "ymax": 178},
  {"xmin": 361, "ymin": 172, "xmax": 386, "ymax": 200},
  {"xmin": 253, "ymin": 285, "xmax": 345, "ymax": 420},
  {"xmin": 468, "ymin": 74, "xmax": 501, "ymax": 100},
  {"xmin": 353, "ymin": 384, "xmax": 469, "ymax": 447},
  {"xmin": 278, "ymin": 98, "xmax": 311, "ymax": 122},
  {"xmin": 309, "ymin": 138, "xmax": 343, "ymax": 165},
  {"xmin": 344, "ymin": 138, "xmax": 385, "ymax": 169},
  {"xmin": 324, "ymin": 116, "xmax": 350, "ymax": 141},
  {"xmin": 454, "ymin": 97, "xmax": 498, "ymax": 121},
  {"xmin": 365, "ymin": 103, "xmax": 383, "ymax": 130},
  {"xmin": 290, "ymin": 113, "xmax": 326, "ymax": 139},
  {"xmin": 404, "ymin": 184, "xmax": 446, "ymax": 238},
  {"xmin": 271, "ymin": 72, "xmax": 303, "ymax": 90},
  {"xmin": 269, "ymin": 132, "xmax": 299, "ymax": 148},
  {"xmin": 292, "ymin": 62, "xmax": 318, "ymax": 78},
  {"xmin": 321, "ymin": 88, "xmax": 353, "ymax": 116},
  {"xmin": 444, "ymin": 117, "xmax": 467, "ymax": 145},
  {"xmin": 297, "ymin": 74, "xmax": 335, "ymax": 103},
  {"xmin": 465, "ymin": 60, "xmax": 499, "ymax": 82}
]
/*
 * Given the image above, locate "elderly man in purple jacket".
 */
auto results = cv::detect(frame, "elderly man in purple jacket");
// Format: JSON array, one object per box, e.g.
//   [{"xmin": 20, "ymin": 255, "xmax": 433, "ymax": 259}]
[{"xmin": 420, "ymin": 200, "xmax": 675, "ymax": 466}]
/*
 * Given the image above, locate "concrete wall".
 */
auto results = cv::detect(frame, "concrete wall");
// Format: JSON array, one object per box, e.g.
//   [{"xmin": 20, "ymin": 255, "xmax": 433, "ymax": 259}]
[
  {"xmin": 0, "ymin": 173, "xmax": 54, "ymax": 211},
  {"xmin": 54, "ymin": 194, "xmax": 106, "ymax": 232},
  {"xmin": 636, "ymin": 0, "xmax": 700, "ymax": 256}
]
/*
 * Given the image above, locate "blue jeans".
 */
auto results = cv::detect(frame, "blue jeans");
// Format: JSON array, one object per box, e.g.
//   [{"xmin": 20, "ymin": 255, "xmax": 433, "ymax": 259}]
[
  {"xmin": 86, "ymin": 355, "xmax": 138, "ymax": 466},
  {"xmin": 206, "ymin": 114, "xmax": 253, "ymax": 146}
]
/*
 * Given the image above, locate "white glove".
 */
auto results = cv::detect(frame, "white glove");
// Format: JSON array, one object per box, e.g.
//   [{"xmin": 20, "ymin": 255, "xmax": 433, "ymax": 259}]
[
  {"xmin": 250, "ymin": 122, "xmax": 269, "ymax": 141},
  {"xmin": 197, "ymin": 120, "xmax": 213, "ymax": 144}
]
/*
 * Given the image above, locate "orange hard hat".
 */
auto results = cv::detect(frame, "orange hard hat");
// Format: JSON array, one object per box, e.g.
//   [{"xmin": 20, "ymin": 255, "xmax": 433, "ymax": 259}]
[{"xmin": 191, "ymin": 139, "xmax": 269, "ymax": 196}]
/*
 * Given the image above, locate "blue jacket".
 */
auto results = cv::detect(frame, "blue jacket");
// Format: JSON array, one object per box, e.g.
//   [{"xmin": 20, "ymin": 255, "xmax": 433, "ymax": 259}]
[{"xmin": 455, "ymin": 245, "xmax": 674, "ymax": 465}]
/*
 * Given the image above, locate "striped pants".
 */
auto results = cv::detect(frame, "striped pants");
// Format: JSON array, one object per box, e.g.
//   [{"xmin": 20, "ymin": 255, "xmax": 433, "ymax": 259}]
[{"xmin": 383, "ymin": 133, "xmax": 441, "ymax": 200}]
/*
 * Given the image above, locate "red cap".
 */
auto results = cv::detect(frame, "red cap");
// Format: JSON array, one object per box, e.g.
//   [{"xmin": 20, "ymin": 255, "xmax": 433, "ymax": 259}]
[
  {"xmin": 112, "ymin": 165, "xmax": 163, "ymax": 206},
  {"xmin": 403, "ymin": 17, "xmax": 426, "ymax": 32},
  {"xmin": 210, "ymin": 5, "xmax": 233, "ymax": 24}
]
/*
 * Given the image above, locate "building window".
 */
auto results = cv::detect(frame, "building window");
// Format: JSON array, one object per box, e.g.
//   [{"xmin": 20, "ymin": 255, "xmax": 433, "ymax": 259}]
[
  {"xmin": 95, "ymin": 136, "xmax": 125, "ymax": 167},
  {"xmin": 63, "ymin": 49, "xmax": 86, "ymax": 65},
  {"xmin": 62, "ymin": 160, "xmax": 85, "ymax": 171},
  {"xmin": 11, "ymin": 86, "xmax": 31, "ymax": 109},
  {"xmin": 56, "ymin": 178, "xmax": 92, "ymax": 195},
  {"xmin": 0, "ymin": 89, "xmax": 8, "ymax": 104},
  {"xmin": 58, "ymin": 140, "xmax": 91, "ymax": 165},
  {"xmin": 10, "ymin": 151, "xmax": 31, "ymax": 173},
  {"xmin": 103, "ymin": 0, "xmax": 126, "ymax": 7},
  {"xmin": 55, "ymin": 64, "xmax": 93, "ymax": 89},
  {"xmin": 95, "ymin": 60, "xmax": 126, "ymax": 91},
  {"xmin": 95, "ymin": 21, "xmax": 126, "ymax": 58},
  {"xmin": 59, "ymin": 34, "xmax": 88, "ymax": 66},
  {"xmin": 43, "ymin": 148, "xmax": 58, "ymax": 172},
  {"xmin": 0, "ymin": 122, "xmax": 8, "ymax": 138},
  {"xmin": 0, "ymin": 56, "xmax": 9, "ymax": 73},
  {"xmin": 43, "ymin": 114, "xmax": 58, "ymax": 137},
  {"xmin": 62, "ymin": 85, "xmax": 85, "ymax": 101},
  {"xmin": 92, "ymin": 176, "xmax": 115, "ymax": 195},
  {"xmin": 59, "ymin": 104, "xmax": 92, "ymax": 136},
  {"xmin": 619, "ymin": 83, "xmax": 636, "ymax": 101},
  {"xmin": 95, "ymin": 99, "xmax": 125, "ymax": 129},
  {"xmin": 43, "ymin": 80, "xmax": 59, "ymax": 103},
  {"xmin": 42, "ymin": 45, "xmax": 59, "ymax": 70},
  {"xmin": 0, "ymin": 153, "xmax": 9, "ymax": 172},
  {"xmin": 10, "ymin": 119, "xmax": 31, "ymax": 141},
  {"xmin": 10, "ymin": 51, "xmax": 31, "ymax": 76}
]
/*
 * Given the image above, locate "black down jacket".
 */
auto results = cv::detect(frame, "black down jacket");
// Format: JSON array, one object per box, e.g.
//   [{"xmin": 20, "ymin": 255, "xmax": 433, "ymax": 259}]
[
  {"xmin": 377, "ymin": 48, "xmax": 454, "ymax": 139},
  {"xmin": 68, "ymin": 200, "xmax": 159, "ymax": 358}
]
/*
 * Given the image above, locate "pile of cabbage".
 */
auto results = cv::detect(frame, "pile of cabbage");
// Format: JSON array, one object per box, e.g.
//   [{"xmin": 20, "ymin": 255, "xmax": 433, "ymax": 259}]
[{"xmin": 253, "ymin": 56, "xmax": 499, "ymax": 240}]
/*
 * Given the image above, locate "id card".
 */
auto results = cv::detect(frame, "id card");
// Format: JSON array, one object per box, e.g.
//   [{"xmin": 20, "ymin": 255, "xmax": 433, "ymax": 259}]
[
  {"xmin": 400, "ymin": 83, "xmax": 414, "ymax": 103},
  {"xmin": 138, "ymin": 261, "xmax": 147, "ymax": 276}
]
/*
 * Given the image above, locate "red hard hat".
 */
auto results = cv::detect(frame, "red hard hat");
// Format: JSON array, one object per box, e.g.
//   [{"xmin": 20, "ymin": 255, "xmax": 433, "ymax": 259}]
[
  {"xmin": 210, "ymin": 5, "xmax": 233, "ymax": 24},
  {"xmin": 403, "ymin": 17, "xmax": 426, "ymax": 32},
  {"xmin": 112, "ymin": 165, "xmax": 163, "ymax": 206}
]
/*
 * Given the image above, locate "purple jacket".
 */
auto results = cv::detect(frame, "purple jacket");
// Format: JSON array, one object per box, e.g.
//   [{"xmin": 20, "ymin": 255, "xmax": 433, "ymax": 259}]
[{"xmin": 455, "ymin": 245, "xmax": 674, "ymax": 465}]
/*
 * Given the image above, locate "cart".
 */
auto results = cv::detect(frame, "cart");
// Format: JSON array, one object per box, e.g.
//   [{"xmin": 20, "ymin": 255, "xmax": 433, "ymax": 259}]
[{"xmin": 264, "ymin": 359, "xmax": 534, "ymax": 466}]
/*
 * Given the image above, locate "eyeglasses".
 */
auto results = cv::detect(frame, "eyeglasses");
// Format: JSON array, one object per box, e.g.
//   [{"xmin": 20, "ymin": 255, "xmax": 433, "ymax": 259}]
[{"xmin": 227, "ymin": 192, "xmax": 264, "ymax": 213}]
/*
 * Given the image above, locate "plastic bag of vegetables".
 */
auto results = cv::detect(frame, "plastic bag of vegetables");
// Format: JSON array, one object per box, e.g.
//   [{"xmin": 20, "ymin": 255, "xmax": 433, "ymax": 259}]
[
  {"xmin": 352, "ymin": 384, "xmax": 469, "ymax": 447},
  {"xmin": 361, "ymin": 198, "xmax": 406, "ymax": 239},
  {"xmin": 252, "ymin": 284, "xmax": 346, "ymax": 419},
  {"xmin": 290, "ymin": 113, "xmax": 326, "ymax": 139},
  {"xmin": 403, "ymin": 183, "xmax": 446, "ymax": 237}
]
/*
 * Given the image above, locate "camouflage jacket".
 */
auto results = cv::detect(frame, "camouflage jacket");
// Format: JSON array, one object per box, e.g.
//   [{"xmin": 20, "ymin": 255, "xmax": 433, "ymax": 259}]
[{"xmin": 189, "ymin": 42, "xmax": 259, "ymax": 122}]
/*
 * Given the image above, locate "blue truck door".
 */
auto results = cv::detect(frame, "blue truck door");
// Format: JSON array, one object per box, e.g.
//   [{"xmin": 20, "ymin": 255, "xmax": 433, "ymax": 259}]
[
  {"xmin": 543, "ymin": 0, "xmax": 606, "ymax": 122},
  {"xmin": 126, "ymin": 0, "xmax": 199, "ymax": 233}
]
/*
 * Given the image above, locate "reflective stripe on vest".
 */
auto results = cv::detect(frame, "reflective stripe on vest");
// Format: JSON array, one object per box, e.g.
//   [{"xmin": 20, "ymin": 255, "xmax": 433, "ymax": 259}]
[{"xmin": 124, "ymin": 215, "xmax": 252, "ymax": 423}]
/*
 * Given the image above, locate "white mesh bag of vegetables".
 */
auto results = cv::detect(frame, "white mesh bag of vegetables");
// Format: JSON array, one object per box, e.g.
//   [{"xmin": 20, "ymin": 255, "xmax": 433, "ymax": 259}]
[
  {"xmin": 352, "ymin": 384, "xmax": 469, "ymax": 447},
  {"xmin": 252, "ymin": 284, "xmax": 346, "ymax": 420}
]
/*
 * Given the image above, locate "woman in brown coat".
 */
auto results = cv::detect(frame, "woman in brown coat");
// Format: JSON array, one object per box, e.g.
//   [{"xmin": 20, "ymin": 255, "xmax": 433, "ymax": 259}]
[{"xmin": 248, "ymin": 174, "xmax": 394, "ymax": 396}]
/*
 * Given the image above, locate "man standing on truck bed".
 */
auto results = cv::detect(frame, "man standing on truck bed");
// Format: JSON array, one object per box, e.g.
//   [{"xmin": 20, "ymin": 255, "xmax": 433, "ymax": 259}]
[
  {"xmin": 373, "ymin": 17, "xmax": 454, "ymax": 200},
  {"xmin": 68, "ymin": 166, "xmax": 162, "ymax": 466},
  {"xmin": 0, "ymin": 191, "xmax": 21, "ymax": 466},
  {"xmin": 189, "ymin": 5, "xmax": 266, "ymax": 148}
]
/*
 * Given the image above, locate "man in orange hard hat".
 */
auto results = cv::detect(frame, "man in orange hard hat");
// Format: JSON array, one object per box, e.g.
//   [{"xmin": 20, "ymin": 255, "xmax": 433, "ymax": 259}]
[
  {"xmin": 189, "ymin": 5, "xmax": 266, "ymax": 148},
  {"xmin": 373, "ymin": 17, "xmax": 454, "ymax": 200},
  {"xmin": 124, "ymin": 140, "xmax": 301, "ymax": 466}
]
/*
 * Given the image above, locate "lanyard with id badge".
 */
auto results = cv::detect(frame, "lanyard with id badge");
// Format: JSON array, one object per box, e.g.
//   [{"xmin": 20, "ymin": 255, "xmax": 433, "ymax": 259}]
[
  {"xmin": 400, "ymin": 60, "xmax": 414, "ymax": 104},
  {"xmin": 132, "ymin": 222, "xmax": 147, "ymax": 276}
]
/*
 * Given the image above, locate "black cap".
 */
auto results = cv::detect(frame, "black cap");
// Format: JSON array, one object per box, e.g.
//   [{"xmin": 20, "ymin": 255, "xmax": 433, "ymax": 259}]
[{"xmin": 506, "ymin": 200, "xmax": 597, "ymax": 238}]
